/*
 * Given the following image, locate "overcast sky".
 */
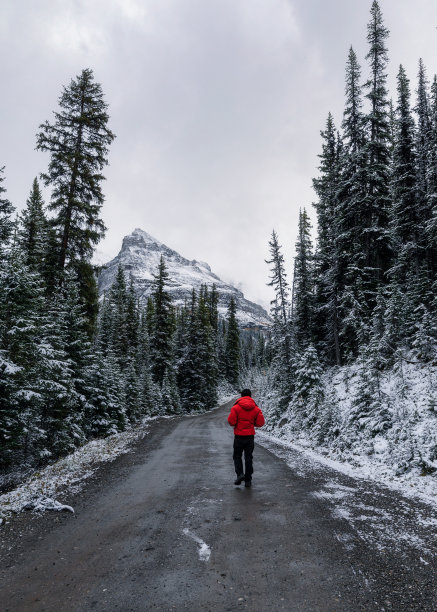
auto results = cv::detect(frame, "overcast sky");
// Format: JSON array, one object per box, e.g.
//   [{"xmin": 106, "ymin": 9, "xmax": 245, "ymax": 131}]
[{"xmin": 1, "ymin": 0, "xmax": 437, "ymax": 309}]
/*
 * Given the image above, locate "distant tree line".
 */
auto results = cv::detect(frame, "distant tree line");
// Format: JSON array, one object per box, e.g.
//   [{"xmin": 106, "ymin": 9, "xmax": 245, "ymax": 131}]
[
  {"xmin": 267, "ymin": 1, "xmax": 437, "ymax": 429},
  {"xmin": 0, "ymin": 69, "xmax": 267, "ymax": 477}
]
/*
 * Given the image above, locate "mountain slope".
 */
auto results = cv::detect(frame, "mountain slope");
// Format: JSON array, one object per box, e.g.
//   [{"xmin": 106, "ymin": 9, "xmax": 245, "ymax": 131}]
[{"xmin": 98, "ymin": 228, "xmax": 271, "ymax": 327}]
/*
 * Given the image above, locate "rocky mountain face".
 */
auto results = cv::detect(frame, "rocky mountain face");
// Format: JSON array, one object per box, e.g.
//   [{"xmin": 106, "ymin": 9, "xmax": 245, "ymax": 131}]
[{"xmin": 98, "ymin": 229, "xmax": 271, "ymax": 328}]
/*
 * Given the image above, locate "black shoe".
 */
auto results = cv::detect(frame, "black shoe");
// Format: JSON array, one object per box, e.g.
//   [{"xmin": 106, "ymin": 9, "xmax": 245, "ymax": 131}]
[
  {"xmin": 244, "ymin": 480, "xmax": 252, "ymax": 488},
  {"xmin": 234, "ymin": 474, "xmax": 245, "ymax": 485}
]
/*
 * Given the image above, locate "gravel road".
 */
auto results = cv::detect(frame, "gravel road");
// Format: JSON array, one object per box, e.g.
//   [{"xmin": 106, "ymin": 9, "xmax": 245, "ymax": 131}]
[{"xmin": 1, "ymin": 400, "xmax": 436, "ymax": 611}]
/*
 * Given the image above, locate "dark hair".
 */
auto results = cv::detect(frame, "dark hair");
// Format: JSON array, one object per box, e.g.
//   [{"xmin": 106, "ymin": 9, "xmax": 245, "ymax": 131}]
[{"xmin": 241, "ymin": 388, "xmax": 252, "ymax": 397}]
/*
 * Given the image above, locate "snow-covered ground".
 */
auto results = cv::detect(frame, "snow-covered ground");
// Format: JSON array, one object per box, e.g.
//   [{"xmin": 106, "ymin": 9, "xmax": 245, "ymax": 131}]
[
  {"xmin": 0, "ymin": 417, "xmax": 156, "ymax": 523},
  {"xmin": 255, "ymin": 360, "xmax": 437, "ymax": 507},
  {"xmin": 257, "ymin": 433, "xmax": 437, "ymax": 565}
]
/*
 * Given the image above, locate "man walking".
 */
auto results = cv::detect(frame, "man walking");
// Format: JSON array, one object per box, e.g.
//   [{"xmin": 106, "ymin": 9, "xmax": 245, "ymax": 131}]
[{"xmin": 228, "ymin": 389, "xmax": 265, "ymax": 487}]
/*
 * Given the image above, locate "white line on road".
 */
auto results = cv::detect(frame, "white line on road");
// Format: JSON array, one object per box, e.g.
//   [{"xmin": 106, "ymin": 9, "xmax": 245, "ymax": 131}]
[{"xmin": 182, "ymin": 528, "xmax": 211, "ymax": 562}]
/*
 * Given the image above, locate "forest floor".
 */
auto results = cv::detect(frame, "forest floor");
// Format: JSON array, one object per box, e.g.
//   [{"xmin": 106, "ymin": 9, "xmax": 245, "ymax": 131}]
[{"xmin": 1, "ymin": 400, "xmax": 436, "ymax": 611}]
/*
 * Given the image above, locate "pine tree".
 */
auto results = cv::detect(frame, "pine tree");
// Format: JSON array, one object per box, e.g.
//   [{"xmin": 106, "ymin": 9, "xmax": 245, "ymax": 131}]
[
  {"xmin": 36, "ymin": 68, "xmax": 115, "ymax": 328},
  {"xmin": 265, "ymin": 230, "xmax": 293, "ymax": 405},
  {"xmin": 426, "ymin": 77, "xmax": 437, "ymax": 279},
  {"xmin": 292, "ymin": 208, "xmax": 315, "ymax": 349},
  {"xmin": 0, "ymin": 253, "xmax": 46, "ymax": 467},
  {"xmin": 62, "ymin": 274, "xmax": 94, "ymax": 415},
  {"xmin": 126, "ymin": 276, "xmax": 140, "ymax": 353},
  {"xmin": 225, "ymin": 297, "xmax": 240, "ymax": 387},
  {"xmin": 39, "ymin": 297, "xmax": 84, "ymax": 458},
  {"xmin": 415, "ymin": 59, "xmax": 431, "ymax": 228},
  {"xmin": 178, "ymin": 290, "xmax": 204, "ymax": 410},
  {"xmin": 292, "ymin": 345, "xmax": 324, "ymax": 428},
  {"xmin": 161, "ymin": 368, "xmax": 181, "ymax": 414},
  {"xmin": 18, "ymin": 178, "xmax": 47, "ymax": 271},
  {"xmin": 390, "ymin": 65, "xmax": 420, "ymax": 285},
  {"xmin": 313, "ymin": 115, "xmax": 342, "ymax": 364},
  {"xmin": 363, "ymin": 0, "xmax": 392, "ymax": 295},
  {"xmin": 198, "ymin": 287, "xmax": 218, "ymax": 408},
  {"xmin": 266, "ymin": 230, "xmax": 290, "ymax": 327},
  {"xmin": 150, "ymin": 256, "xmax": 174, "ymax": 386},
  {"xmin": 337, "ymin": 47, "xmax": 368, "ymax": 358},
  {"xmin": 0, "ymin": 167, "xmax": 15, "ymax": 261},
  {"xmin": 110, "ymin": 264, "xmax": 129, "ymax": 363}
]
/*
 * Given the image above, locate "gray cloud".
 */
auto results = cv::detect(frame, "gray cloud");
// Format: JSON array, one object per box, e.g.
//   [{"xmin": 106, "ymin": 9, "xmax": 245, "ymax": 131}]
[{"xmin": 1, "ymin": 0, "xmax": 437, "ymax": 309}]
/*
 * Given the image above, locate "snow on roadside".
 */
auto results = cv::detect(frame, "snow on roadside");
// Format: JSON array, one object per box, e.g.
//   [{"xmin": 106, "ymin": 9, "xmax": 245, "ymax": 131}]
[
  {"xmin": 258, "ymin": 429, "xmax": 437, "ymax": 508},
  {"xmin": 217, "ymin": 380, "xmax": 238, "ymax": 407},
  {"xmin": 254, "ymin": 360, "xmax": 437, "ymax": 508},
  {"xmin": 0, "ymin": 417, "xmax": 155, "ymax": 522}
]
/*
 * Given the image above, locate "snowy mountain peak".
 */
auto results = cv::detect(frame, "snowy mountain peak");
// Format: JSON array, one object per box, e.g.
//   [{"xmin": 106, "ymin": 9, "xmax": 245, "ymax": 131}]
[{"xmin": 99, "ymin": 228, "xmax": 271, "ymax": 328}]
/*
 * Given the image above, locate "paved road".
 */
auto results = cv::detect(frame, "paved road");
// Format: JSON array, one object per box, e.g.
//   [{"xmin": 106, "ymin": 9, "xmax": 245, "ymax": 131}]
[{"xmin": 1, "ymin": 401, "xmax": 436, "ymax": 611}]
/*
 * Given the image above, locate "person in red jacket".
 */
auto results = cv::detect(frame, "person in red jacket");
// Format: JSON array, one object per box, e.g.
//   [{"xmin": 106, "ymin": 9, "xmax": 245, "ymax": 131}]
[{"xmin": 227, "ymin": 389, "xmax": 265, "ymax": 487}]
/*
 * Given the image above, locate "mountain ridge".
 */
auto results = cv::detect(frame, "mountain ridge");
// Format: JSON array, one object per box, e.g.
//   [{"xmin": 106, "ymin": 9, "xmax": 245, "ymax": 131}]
[{"xmin": 98, "ymin": 228, "xmax": 271, "ymax": 327}]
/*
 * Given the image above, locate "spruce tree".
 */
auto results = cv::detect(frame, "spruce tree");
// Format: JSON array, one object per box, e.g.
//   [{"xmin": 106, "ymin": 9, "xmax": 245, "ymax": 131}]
[
  {"xmin": 415, "ymin": 59, "xmax": 431, "ymax": 228},
  {"xmin": 363, "ymin": 0, "xmax": 392, "ymax": 295},
  {"xmin": 110, "ymin": 264, "xmax": 129, "ymax": 363},
  {"xmin": 36, "ymin": 68, "xmax": 115, "ymax": 327},
  {"xmin": 198, "ymin": 287, "xmax": 218, "ymax": 408},
  {"xmin": 292, "ymin": 345, "xmax": 324, "ymax": 427},
  {"xmin": 390, "ymin": 65, "xmax": 420, "ymax": 286},
  {"xmin": 18, "ymin": 178, "xmax": 47, "ymax": 269},
  {"xmin": 292, "ymin": 208, "xmax": 315, "ymax": 349},
  {"xmin": 39, "ymin": 297, "xmax": 84, "ymax": 458},
  {"xmin": 426, "ymin": 77, "xmax": 437, "ymax": 279},
  {"xmin": 177, "ymin": 290, "xmax": 202, "ymax": 410},
  {"xmin": 313, "ymin": 115, "xmax": 342, "ymax": 364},
  {"xmin": 265, "ymin": 230, "xmax": 293, "ymax": 405},
  {"xmin": 0, "ymin": 253, "xmax": 46, "ymax": 467},
  {"xmin": 0, "ymin": 167, "xmax": 15, "ymax": 261},
  {"xmin": 150, "ymin": 256, "xmax": 174, "ymax": 386},
  {"xmin": 225, "ymin": 297, "xmax": 240, "ymax": 387},
  {"xmin": 337, "ymin": 47, "xmax": 368, "ymax": 358}
]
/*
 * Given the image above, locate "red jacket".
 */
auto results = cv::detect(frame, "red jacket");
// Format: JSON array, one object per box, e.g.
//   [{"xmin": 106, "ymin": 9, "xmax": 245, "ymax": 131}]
[{"xmin": 228, "ymin": 397, "xmax": 265, "ymax": 436}]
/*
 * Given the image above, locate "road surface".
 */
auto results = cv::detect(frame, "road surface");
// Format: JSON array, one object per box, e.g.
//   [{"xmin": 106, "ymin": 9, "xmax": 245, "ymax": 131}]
[{"xmin": 1, "ymin": 400, "xmax": 436, "ymax": 611}]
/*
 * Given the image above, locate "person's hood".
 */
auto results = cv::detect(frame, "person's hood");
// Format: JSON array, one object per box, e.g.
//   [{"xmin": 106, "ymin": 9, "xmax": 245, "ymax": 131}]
[{"xmin": 237, "ymin": 397, "xmax": 257, "ymax": 411}]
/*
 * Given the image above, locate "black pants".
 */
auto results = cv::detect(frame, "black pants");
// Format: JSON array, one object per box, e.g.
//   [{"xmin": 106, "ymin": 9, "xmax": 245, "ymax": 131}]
[{"xmin": 233, "ymin": 435, "xmax": 255, "ymax": 481}]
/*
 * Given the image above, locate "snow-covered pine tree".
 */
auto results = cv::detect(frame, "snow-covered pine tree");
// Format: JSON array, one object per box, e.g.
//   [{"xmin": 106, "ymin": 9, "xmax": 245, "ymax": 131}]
[
  {"xmin": 150, "ymin": 256, "xmax": 175, "ymax": 386},
  {"xmin": 39, "ymin": 296, "xmax": 84, "ymax": 459},
  {"xmin": 350, "ymin": 337, "xmax": 391, "ymax": 438},
  {"xmin": 110, "ymin": 264, "xmax": 129, "ymax": 363},
  {"xmin": 225, "ymin": 296, "xmax": 240, "ymax": 388},
  {"xmin": 17, "ymin": 178, "xmax": 47, "ymax": 270},
  {"xmin": 390, "ymin": 65, "xmax": 420, "ymax": 286},
  {"xmin": 292, "ymin": 344, "xmax": 324, "ymax": 429},
  {"xmin": 415, "ymin": 59, "xmax": 431, "ymax": 254},
  {"xmin": 126, "ymin": 276, "xmax": 140, "ymax": 353},
  {"xmin": 177, "ymin": 290, "xmax": 205, "ymax": 411},
  {"xmin": 36, "ymin": 68, "xmax": 115, "ymax": 330},
  {"xmin": 363, "ymin": 0, "xmax": 392, "ymax": 299},
  {"xmin": 135, "ymin": 310, "xmax": 154, "ymax": 414},
  {"xmin": 198, "ymin": 286, "xmax": 218, "ymax": 409},
  {"xmin": 426, "ymin": 77, "xmax": 437, "ymax": 283},
  {"xmin": 161, "ymin": 368, "xmax": 181, "ymax": 414},
  {"xmin": 265, "ymin": 229, "xmax": 293, "ymax": 406},
  {"xmin": 337, "ymin": 47, "xmax": 368, "ymax": 358},
  {"xmin": 292, "ymin": 208, "xmax": 315, "ymax": 349},
  {"xmin": 0, "ymin": 167, "xmax": 15, "ymax": 262},
  {"xmin": 62, "ymin": 274, "xmax": 94, "ymax": 421},
  {"xmin": 312, "ymin": 114, "xmax": 342, "ymax": 364},
  {"xmin": 124, "ymin": 356, "xmax": 143, "ymax": 422},
  {"xmin": 0, "ymin": 251, "xmax": 47, "ymax": 468}
]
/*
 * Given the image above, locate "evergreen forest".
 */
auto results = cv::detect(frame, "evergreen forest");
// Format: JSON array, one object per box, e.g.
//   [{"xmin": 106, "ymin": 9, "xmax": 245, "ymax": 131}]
[
  {"xmin": 0, "ymin": 69, "xmax": 267, "ymax": 481},
  {"xmin": 263, "ymin": 1, "xmax": 437, "ymax": 476}
]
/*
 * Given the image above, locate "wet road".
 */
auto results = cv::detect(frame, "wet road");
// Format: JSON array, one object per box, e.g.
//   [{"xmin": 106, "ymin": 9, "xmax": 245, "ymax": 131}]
[{"xmin": 1, "ymin": 401, "xmax": 436, "ymax": 611}]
